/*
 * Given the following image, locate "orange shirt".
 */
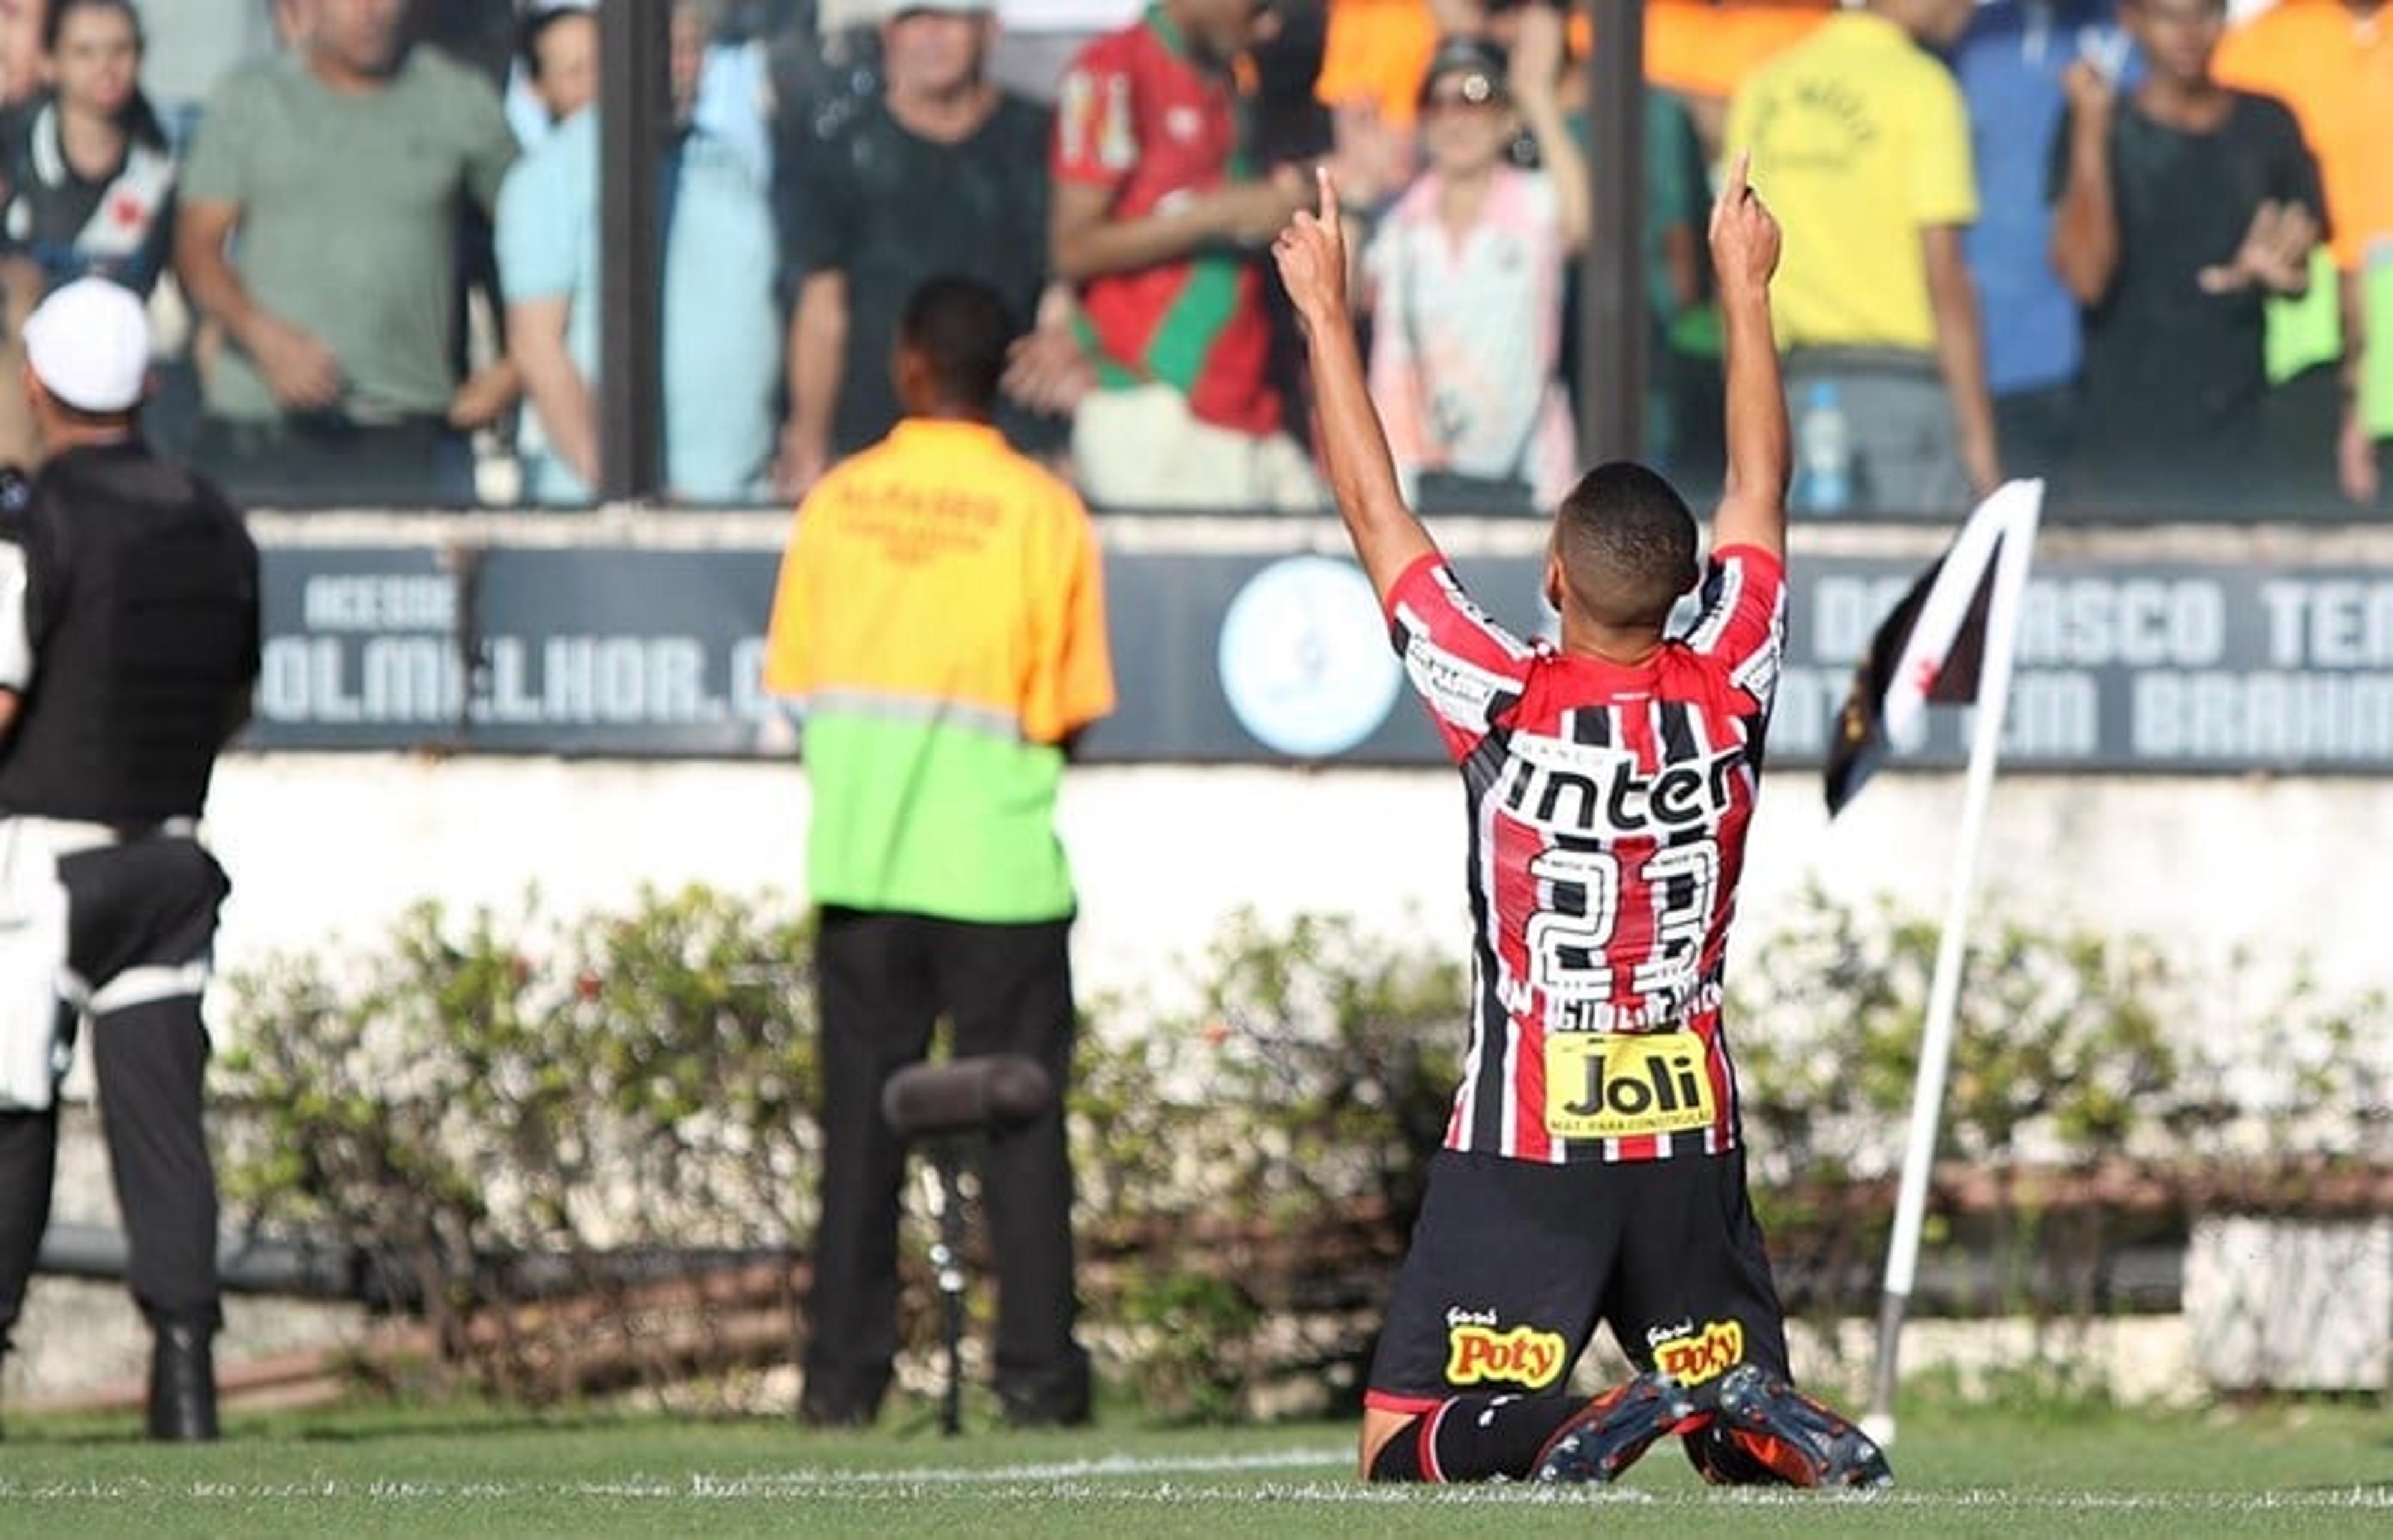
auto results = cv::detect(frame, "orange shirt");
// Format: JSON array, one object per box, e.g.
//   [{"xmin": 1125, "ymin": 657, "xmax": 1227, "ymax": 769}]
[
  {"xmin": 1317, "ymin": 0, "xmax": 1439, "ymax": 126},
  {"xmin": 763, "ymin": 419, "xmax": 1112, "ymax": 743},
  {"xmin": 1646, "ymin": 1, "xmax": 1830, "ymax": 100},
  {"xmin": 762, "ymin": 419, "xmax": 1114, "ymax": 921},
  {"xmin": 1316, "ymin": 0, "xmax": 1830, "ymax": 128},
  {"xmin": 2215, "ymin": 0, "xmax": 2393, "ymax": 269}
]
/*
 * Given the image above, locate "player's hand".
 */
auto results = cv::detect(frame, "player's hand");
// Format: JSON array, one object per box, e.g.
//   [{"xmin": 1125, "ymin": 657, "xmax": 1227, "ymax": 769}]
[
  {"xmin": 1272, "ymin": 166, "xmax": 1349, "ymax": 328},
  {"xmin": 2198, "ymin": 199, "xmax": 2317, "ymax": 296},
  {"xmin": 1708, "ymin": 151, "xmax": 1780, "ymax": 298},
  {"xmin": 246, "ymin": 312, "xmax": 344, "ymax": 410}
]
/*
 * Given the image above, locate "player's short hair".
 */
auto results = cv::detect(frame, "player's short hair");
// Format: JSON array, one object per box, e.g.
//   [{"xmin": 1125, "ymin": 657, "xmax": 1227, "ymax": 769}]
[
  {"xmin": 1553, "ymin": 461, "xmax": 1701, "ymax": 629},
  {"xmin": 899, "ymin": 275, "xmax": 1016, "ymax": 412}
]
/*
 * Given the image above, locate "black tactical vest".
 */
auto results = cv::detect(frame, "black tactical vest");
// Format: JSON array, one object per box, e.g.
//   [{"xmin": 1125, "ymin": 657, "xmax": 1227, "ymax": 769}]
[{"xmin": 0, "ymin": 442, "xmax": 259, "ymax": 825}]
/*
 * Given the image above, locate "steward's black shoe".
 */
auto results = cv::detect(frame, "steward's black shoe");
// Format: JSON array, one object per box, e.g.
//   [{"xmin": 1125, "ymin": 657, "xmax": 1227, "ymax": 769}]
[{"xmin": 146, "ymin": 1323, "xmax": 219, "ymax": 1442}]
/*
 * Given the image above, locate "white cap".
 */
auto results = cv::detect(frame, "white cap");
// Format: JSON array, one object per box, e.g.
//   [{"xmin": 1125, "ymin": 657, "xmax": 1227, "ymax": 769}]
[
  {"xmin": 22, "ymin": 277, "xmax": 151, "ymax": 414},
  {"xmin": 876, "ymin": 0, "xmax": 995, "ymax": 19}
]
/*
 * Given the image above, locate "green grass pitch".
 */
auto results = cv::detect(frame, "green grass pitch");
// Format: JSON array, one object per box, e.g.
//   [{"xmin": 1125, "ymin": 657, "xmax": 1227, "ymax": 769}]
[{"xmin": 0, "ymin": 1397, "xmax": 2384, "ymax": 1537}]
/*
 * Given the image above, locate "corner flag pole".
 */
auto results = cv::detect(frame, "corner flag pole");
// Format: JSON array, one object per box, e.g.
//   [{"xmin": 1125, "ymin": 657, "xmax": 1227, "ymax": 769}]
[{"xmin": 1861, "ymin": 480, "xmax": 2045, "ymax": 1448}]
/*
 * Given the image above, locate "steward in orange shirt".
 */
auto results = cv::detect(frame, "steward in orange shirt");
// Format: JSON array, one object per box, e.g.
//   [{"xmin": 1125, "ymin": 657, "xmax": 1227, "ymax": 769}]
[{"xmin": 762, "ymin": 274, "xmax": 1114, "ymax": 1429}]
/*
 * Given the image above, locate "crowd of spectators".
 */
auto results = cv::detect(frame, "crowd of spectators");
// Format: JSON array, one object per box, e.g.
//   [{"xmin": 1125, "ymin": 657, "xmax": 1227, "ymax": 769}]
[{"xmin": 0, "ymin": 0, "xmax": 2381, "ymax": 518}]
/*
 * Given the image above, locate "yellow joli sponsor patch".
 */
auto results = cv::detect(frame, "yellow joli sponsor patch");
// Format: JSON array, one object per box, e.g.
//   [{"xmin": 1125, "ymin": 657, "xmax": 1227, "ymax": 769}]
[
  {"xmin": 1542, "ymin": 1030, "xmax": 1714, "ymax": 1140},
  {"xmin": 1445, "ymin": 1324, "xmax": 1569, "ymax": 1389},
  {"xmin": 1651, "ymin": 1319, "xmax": 1745, "ymax": 1387}
]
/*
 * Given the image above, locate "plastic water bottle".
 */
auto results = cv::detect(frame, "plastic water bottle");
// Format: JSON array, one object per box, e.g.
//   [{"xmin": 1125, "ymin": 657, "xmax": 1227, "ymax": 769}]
[{"xmin": 1797, "ymin": 380, "xmax": 1853, "ymax": 514}]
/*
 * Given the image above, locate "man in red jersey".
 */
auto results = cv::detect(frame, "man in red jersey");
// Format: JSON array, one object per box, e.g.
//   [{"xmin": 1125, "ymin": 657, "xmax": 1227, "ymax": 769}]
[
  {"xmin": 1051, "ymin": 0, "xmax": 1321, "ymax": 511},
  {"xmin": 1273, "ymin": 154, "xmax": 1893, "ymax": 1489}
]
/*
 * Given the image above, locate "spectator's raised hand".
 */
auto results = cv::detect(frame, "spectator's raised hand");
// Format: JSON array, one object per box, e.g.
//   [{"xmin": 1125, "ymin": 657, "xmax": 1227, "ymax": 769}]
[
  {"xmin": 1708, "ymin": 152, "xmax": 1780, "ymax": 298},
  {"xmin": 2060, "ymin": 58, "xmax": 2116, "ymax": 124},
  {"xmin": 245, "ymin": 311, "xmax": 344, "ymax": 411},
  {"xmin": 1273, "ymin": 166, "xmax": 1350, "ymax": 330},
  {"xmin": 2198, "ymin": 200, "xmax": 2318, "ymax": 296},
  {"xmin": 1506, "ymin": 1, "xmax": 1567, "ymax": 105}
]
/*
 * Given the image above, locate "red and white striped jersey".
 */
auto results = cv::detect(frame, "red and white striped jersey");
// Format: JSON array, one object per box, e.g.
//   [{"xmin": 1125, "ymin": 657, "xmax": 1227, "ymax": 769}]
[{"xmin": 1386, "ymin": 546, "xmax": 1787, "ymax": 1164}]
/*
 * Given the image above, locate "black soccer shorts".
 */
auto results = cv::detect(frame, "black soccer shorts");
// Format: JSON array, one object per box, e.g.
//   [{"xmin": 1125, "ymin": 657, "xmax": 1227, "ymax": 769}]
[{"xmin": 1364, "ymin": 1147, "xmax": 1794, "ymax": 1415}]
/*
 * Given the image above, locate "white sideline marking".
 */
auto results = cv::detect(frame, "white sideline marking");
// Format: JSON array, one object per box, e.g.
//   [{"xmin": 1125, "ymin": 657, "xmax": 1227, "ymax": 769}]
[
  {"xmin": 1, "ymin": 1481, "xmax": 2388, "ymax": 1513},
  {"xmin": 0, "ymin": 1452, "xmax": 2388, "ymax": 1516},
  {"xmin": 714, "ymin": 1447, "xmax": 1357, "ymax": 1486}
]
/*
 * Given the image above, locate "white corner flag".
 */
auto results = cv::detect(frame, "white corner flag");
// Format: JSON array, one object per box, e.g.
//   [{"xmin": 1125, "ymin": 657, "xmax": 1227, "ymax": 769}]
[
  {"xmin": 1830, "ymin": 480, "xmax": 2047, "ymax": 1448},
  {"xmin": 1824, "ymin": 478, "xmax": 2047, "ymax": 817}
]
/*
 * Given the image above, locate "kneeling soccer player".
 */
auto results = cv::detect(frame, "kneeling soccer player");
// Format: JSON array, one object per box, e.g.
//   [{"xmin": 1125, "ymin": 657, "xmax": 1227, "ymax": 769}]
[{"xmin": 1268, "ymin": 155, "xmax": 1893, "ymax": 1490}]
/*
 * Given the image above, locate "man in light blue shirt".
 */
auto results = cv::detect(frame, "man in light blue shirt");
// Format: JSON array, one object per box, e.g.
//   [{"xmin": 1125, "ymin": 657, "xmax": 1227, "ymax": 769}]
[
  {"xmin": 1954, "ymin": 0, "xmax": 2131, "ymax": 483},
  {"xmin": 495, "ymin": 0, "xmax": 779, "ymax": 505}
]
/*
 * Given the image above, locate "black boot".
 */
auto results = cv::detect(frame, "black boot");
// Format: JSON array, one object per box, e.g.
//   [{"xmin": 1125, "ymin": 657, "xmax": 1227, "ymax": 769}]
[
  {"xmin": 996, "ymin": 1344, "xmax": 1094, "ymax": 1429},
  {"xmin": 146, "ymin": 1323, "xmax": 218, "ymax": 1442}
]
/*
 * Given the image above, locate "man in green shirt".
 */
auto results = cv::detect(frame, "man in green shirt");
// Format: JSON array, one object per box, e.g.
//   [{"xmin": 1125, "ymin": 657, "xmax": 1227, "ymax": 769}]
[{"xmin": 175, "ymin": 0, "xmax": 518, "ymax": 506}]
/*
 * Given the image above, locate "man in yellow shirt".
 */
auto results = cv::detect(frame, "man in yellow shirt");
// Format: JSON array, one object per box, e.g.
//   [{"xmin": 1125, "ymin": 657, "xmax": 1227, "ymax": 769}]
[
  {"xmin": 762, "ymin": 275, "xmax": 1115, "ymax": 1429},
  {"xmin": 1726, "ymin": 0, "xmax": 2000, "ymax": 514}
]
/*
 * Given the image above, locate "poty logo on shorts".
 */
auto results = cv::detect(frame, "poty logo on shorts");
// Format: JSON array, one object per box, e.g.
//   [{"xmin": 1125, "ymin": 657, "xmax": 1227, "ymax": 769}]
[
  {"xmin": 1650, "ymin": 1319, "xmax": 1744, "ymax": 1387},
  {"xmin": 1445, "ymin": 1323, "xmax": 1567, "ymax": 1389}
]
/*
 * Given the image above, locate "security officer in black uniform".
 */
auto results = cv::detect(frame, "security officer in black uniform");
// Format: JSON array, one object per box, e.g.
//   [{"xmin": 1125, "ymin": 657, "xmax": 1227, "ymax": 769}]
[{"xmin": 0, "ymin": 277, "xmax": 260, "ymax": 1442}]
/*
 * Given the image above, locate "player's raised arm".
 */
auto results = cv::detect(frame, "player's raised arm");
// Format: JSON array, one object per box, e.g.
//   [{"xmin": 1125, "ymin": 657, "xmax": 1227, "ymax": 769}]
[
  {"xmin": 1709, "ymin": 153, "xmax": 1789, "ymax": 563},
  {"xmin": 1273, "ymin": 167, "xmax": 1436, "ymax": 604}
]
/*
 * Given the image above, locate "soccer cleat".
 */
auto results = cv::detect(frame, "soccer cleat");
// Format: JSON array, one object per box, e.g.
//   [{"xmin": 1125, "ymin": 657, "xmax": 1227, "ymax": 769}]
[
  {"xmin": 1531, "ymin": 1370, "xmax": 1705, "ymax": 1484},
  {"xmin": 1701, "ymin": 1362, "xmax": 1894, "ymax": 1488}
]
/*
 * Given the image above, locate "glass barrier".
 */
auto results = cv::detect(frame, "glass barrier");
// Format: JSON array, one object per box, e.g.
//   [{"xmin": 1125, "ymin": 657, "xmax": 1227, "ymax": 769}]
[{"xmin": 50, "ymin": 0, "xmax": 2383, "ymax": 518}]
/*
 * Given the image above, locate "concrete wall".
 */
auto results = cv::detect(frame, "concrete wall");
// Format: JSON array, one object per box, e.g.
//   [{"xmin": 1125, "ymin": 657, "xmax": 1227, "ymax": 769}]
[
  {"xmin": 197, "ymin": 754, "xmax": 2393, "ymax": 1025},
  {"xmin": 22, "ymin": 753, "xmax": 2384, "ymax": 1412},
  {"xmin": 2185, "ymin": 1217, "xmax": 2392, "ymax": 1392}
]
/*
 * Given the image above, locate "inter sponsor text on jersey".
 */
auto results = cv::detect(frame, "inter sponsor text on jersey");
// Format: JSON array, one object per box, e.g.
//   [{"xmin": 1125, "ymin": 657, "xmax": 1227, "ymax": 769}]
[{"xmin": 1386, "ymin": 548, "xmax": 1787, "ymax": 1164}]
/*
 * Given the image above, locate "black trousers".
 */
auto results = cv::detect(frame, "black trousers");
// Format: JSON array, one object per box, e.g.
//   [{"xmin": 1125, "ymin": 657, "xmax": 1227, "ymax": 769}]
[
  {"xmin": 0, "ymin": 835, "xmax": 229, "ymax": 1353},
  {"xmin": 802, "ymin": 907, "xmax": 1087, "ymax": 1425}
]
